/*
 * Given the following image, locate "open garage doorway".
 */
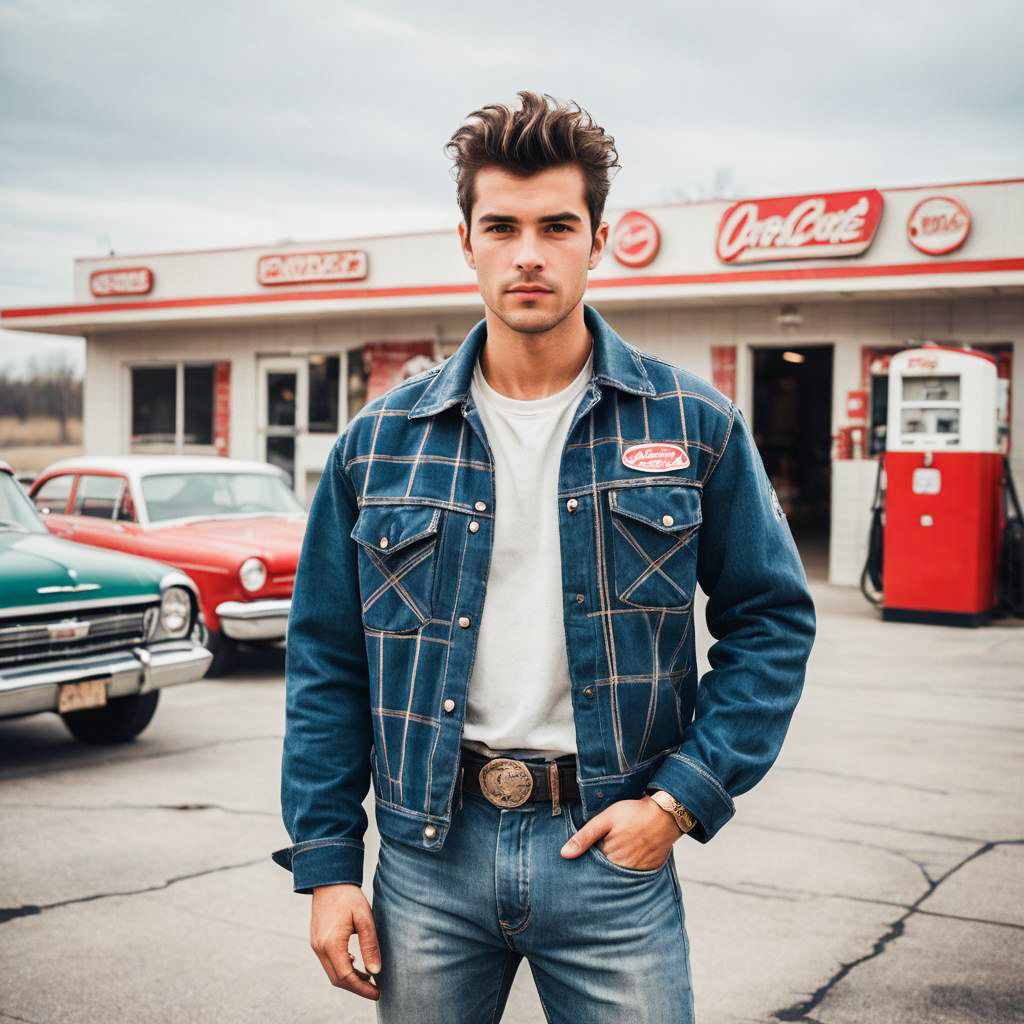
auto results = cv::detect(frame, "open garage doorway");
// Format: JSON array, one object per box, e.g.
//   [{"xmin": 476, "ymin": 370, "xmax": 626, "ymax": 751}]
[{"xmin": 751, "ymin": 344, "xmax": 833, "ymax": 580}]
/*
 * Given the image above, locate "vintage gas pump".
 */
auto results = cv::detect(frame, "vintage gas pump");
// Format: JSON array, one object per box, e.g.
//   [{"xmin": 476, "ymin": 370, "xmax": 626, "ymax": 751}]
[{"xmin": 880, "ymin": 345, "xmax": 1003, "ymax": 625}]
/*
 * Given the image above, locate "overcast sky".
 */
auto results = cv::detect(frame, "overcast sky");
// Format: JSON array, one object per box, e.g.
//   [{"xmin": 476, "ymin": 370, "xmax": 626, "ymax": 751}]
[{"xmin": 2, "ymin": 0, "xmax": 1022, "ymax": 377}]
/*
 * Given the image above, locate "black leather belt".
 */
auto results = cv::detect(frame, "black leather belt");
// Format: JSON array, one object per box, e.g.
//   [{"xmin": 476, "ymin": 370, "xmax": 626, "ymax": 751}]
[{"xmin": 459, "ymin": 746, "xmax": 580, "ymax": 810}]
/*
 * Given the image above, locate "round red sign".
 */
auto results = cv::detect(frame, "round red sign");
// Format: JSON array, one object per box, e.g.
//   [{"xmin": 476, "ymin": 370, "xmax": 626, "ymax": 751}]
[
  {"xmin": 611, "ymin": 211, "xmax": 660, "ymax": 268},
  {"xmin": 906, "ymin": 196, "xmax": 971, "ymax": 256}
]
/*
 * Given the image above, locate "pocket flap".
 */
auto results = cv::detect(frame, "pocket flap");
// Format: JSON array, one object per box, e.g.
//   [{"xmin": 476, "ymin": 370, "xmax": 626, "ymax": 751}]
[
  {"xmin": 351, "ymin": 504, "xmax": 442, "ymax": 554},
  {"xmin": 608, "ymin": 485, "xmax": 702, "ymax": 534}
]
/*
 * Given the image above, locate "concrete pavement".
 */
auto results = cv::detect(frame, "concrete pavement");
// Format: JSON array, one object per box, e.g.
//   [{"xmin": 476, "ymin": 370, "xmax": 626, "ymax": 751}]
[{"xmin": 1, "ymin": 581, "xmax": 1021, "ymax": 1023}]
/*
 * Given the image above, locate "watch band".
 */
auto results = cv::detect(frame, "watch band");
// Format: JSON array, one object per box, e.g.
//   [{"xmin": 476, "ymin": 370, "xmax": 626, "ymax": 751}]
[{"xmin": 648, "ymin": 789, "xmax": 698, "ymax": 835}]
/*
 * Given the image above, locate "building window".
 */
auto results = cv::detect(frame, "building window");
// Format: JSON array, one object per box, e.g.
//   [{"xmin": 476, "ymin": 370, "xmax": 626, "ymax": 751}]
[
  {"xmin": 308, "ymin": 355, "xmax": 340, "ymax": 433},
  {"xmin": 347, "ymin": 348, "xmax": 369, "ymax": 421},
  {"xmin": 184, "ymin": 365, "xmax": 214, "ymax": 444},
  {"xmin": 132, "ymin": 367, "xmax": 176, "ymax": 445},
  {"xmin": 130, "ymin": 362, "xmax": 219, "ymax": 453}
]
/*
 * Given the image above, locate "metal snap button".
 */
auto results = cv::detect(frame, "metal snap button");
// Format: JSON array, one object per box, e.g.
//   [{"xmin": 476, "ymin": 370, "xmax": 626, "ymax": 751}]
[
  {"xmin": 662, "ymin": 514, "xmax": 674, "ymax": 527},
  {"xmin": 442, "ymin": 698, "xmax": 455, "ymax": 713},
  {"xmin": 423, "ymin": 825, "xmax": 437, "ymax": 839},
  {"xmin": 475, "ymin": 500, "xmax": 487, "ymax": 512},
  {"xmin": 468, "ymin": 520, "xmax": 480, "ymax": 533},
  {"xmin": 583, "ymin": 687, "xmax": 594, "ymax": 698},
  {"xmin": 566, "ymin": 498, "xmax": 578, "ymax": 512},
  {"xmin": 458, "ymin": 615, "xmax": 471, "ymax": 628},
  {"xmin": 575, "ymin": 593, "xmax": 584, "ymax": 604},
  {"xmin": 378, "ymin": 536, "xmax": 389, "ymax": 549}
]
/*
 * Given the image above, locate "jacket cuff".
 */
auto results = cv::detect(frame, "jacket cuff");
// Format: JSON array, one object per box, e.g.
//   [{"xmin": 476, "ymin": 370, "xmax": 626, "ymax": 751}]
[
  {"xmin": 646, "ymin": 752, "xmax": 735, "ymax": 843},
  {"xmin": 271, "ymin": 837, "xmax": 365, "ymax": 893}
]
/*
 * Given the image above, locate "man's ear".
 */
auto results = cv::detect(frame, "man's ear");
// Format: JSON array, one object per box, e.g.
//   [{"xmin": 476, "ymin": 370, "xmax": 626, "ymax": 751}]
[
  {"xmin": 589, "ymin": 220, "xmax": 609, "ymax": 270},
  {"xmin": 458, "ymin": 220, "xmax": 476, "ymax": 270}
]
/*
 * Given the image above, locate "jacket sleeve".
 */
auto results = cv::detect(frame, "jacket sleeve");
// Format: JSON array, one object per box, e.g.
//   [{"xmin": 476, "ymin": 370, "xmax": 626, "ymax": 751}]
[
  {"xmin": 646, "ymin": 404, "xmax": 816, "ymax": 841},
  {"xmin": 271, "ymin": 435, "xmax": 373, "ymax": 892}
]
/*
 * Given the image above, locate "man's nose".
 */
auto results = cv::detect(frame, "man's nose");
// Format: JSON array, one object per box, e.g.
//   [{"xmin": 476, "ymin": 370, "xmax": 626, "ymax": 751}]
[{"xmin": 513, "ymin": 230, "xmax": 545, "ymax": 272}]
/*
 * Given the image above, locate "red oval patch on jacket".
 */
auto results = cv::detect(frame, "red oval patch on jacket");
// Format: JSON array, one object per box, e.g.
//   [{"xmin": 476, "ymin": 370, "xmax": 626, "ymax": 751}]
[{"xmin": 621, "ymin": 442, "xmax": 690, "ymax": 473}]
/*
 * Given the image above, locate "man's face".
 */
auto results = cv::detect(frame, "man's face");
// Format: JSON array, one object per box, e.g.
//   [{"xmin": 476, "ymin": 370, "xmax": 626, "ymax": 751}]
[{"xmin": 458, "ymin": 165, "xmax": 608, "ymax": 335}]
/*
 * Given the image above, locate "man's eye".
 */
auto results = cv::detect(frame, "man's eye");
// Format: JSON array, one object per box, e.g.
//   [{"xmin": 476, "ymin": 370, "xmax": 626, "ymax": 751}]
[
  {"xmin": 547, "ymin": 224, "xmax": 572, "ymax": 233},
  {"xmin": 486, "ymin": 224, "xmax": 513, "ymax": 233}
]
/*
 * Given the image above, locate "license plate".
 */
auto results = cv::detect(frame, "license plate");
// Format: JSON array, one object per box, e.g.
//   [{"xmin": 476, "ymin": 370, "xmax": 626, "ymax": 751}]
[{"xmin": 58, "ymin": 678, "xmax": 109, "ymax": 713}]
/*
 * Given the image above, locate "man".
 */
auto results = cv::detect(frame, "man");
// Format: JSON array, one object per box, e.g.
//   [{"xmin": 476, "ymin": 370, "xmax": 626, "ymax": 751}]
[{"xmin": 274, "ymin": 92, "xmax": 816, "ymax": 1023}]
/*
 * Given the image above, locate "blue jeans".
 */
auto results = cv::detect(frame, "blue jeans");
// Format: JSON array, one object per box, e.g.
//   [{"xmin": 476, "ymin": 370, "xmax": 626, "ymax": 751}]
[{"xmin": 371, "ymin": 787, "xmax": 695, "ymax": 1023}]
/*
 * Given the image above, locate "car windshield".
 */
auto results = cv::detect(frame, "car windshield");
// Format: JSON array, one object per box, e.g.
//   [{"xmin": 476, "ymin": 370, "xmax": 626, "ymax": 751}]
[
  {"xmin": 0, "ymin": 473, "xmax": 48, "ymax": 534},
  {"xmin": 140, "ymin": 472, "xmax": 306, "ymax": 523}
]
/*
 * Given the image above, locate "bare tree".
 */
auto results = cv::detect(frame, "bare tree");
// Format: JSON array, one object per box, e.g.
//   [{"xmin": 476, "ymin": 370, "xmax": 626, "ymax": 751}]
[{"xmin": 666, "ymin": 166, "xmax": 744, "ymax": 204}]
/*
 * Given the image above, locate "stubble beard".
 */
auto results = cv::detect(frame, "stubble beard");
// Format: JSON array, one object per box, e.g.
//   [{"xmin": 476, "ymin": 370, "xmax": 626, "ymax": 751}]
[{"xmin": 485, "ymin": 286, "xmax": 585, "ymax": 338}]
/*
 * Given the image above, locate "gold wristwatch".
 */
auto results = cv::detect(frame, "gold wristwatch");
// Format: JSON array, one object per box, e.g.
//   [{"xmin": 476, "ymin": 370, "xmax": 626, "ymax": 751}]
[{"xmin": 648, "ymin": 789, "xmax": 698, "ymax": 835}]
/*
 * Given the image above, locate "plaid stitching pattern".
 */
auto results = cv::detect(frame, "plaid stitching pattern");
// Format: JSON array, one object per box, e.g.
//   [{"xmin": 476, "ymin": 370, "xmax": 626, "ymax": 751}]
[
  {"xmin": 335, "ymin": 315, "xmax": 737, "ymax": 790},
  {"xmin": 278, "ymin": 304, "xmax": 816, "ymax": 893}
]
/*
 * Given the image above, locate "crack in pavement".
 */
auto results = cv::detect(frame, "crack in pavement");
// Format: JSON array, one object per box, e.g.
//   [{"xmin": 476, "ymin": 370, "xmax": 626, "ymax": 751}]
[
  {"xmin": 773, "ymin": 838, "xmax": 1024, "ymax": 1022},
  {"xmin": 692, "ymin": 877, "xmax": 1024, "ymax": 931},
  {"xmin": 775, "ymin": 765, "xmax": 951, "ymax": 796},
  {"xmin": 0, "ymin": 734, "xmax": 283, "ymax": 783},
  {"xmin": 0, "ymin": 857, "xmax": 265, "ymax": 926},
  {"xmin": 0, "ymin": 801, "xmax": 275, "ymax": 817},
  {"xmin": 736, "ymin": 819, "xmax": 939, "ymax": 887}
]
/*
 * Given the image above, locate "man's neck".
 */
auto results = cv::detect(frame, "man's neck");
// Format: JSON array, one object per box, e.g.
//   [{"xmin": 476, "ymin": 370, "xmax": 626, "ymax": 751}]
[{"xmin": 477, "ymin": 303, "xmax": 592, "ymax": 401}]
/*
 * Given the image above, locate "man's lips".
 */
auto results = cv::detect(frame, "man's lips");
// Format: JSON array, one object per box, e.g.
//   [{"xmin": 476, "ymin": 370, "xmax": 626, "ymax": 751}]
[{"xmin": 507, "ymin": 285, "xmax": 553, "ymax": 296}]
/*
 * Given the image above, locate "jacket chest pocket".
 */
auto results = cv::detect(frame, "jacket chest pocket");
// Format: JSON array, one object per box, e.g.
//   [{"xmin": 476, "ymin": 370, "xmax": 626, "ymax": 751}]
[
  {"xmin": 607, "ymin": 485, "xmax": 702, "ymax": 609},
  {"xmin": 350, "ymin": 504, "xmax": 443, "ymax": 633}
]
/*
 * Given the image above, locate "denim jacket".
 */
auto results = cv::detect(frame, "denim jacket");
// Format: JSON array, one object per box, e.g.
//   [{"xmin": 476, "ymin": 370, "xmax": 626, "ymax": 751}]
[{"xmin": 273, "ymin": 304, "xmax": 816, "ymax": 892}]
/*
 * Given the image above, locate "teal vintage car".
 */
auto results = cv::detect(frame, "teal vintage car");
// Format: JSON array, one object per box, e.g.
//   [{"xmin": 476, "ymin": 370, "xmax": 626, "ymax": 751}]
[{"xmin": 0, "ymin": 460, "xmax": 212, "ymax": 743}]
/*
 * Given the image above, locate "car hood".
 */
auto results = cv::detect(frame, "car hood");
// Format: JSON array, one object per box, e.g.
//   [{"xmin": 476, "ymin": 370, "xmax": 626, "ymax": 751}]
[
  {"xmin": 146, "ymin": 515, "xmax": 306, "ymax": 563},
  {"xmin": 0, "ymin": 532, "xmax": 168, "ymax": 614}
]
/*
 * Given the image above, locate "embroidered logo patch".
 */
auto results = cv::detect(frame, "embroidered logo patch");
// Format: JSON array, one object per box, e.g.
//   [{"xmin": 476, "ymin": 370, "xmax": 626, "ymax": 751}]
[{"xmin": 621, "ymin": 442, "xmax": 690, "ymax": 473}]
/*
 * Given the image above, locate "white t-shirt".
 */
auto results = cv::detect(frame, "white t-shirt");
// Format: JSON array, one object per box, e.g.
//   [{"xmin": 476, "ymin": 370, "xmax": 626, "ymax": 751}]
[{"xmin": 461, "ymin": 345, "xmax": 593, "ymax": 759}]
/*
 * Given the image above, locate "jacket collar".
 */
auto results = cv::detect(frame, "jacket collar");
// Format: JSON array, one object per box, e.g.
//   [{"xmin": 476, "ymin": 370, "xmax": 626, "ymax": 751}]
[{"xmin": 408, "ymin": 304, "xmax": 655, "ymax": 420}]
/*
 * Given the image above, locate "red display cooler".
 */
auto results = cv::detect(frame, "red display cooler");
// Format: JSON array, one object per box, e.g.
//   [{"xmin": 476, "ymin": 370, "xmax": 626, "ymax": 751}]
[{"xmin": 882, "ymin": 346, "xmax": 1003, "ymax": 626}]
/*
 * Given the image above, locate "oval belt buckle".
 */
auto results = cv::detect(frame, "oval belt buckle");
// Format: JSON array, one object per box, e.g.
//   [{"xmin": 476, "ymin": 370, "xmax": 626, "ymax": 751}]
[{"xmin": 479, "ymin": 757, "xmax": 534, "ymax": 808}]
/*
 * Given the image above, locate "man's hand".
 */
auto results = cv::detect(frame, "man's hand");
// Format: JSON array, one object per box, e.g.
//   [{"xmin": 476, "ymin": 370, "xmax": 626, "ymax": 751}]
[
  {"xmin": 559, "ymin": 796, "xmax": 682, "ymax": 870},
  {"xmin": 310, "ymin": 883, "xmax": 381, "ymax": 1001}
]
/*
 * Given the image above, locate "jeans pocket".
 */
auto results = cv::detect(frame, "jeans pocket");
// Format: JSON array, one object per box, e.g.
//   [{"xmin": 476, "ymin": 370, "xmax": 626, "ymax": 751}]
[{"xmin": 564, "ymin": 799, "xmax": 667, "ymax": 879}]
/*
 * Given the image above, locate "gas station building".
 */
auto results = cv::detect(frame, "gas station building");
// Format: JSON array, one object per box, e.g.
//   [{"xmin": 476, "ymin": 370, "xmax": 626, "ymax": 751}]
[{"xmin": 3, "ymin": 176, "xmax": 1023, "ymax": 587}]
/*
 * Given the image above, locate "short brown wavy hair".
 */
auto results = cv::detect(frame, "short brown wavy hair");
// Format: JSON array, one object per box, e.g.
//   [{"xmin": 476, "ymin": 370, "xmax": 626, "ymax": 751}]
[{"xmin": 445, "ymin": 91, "xmax": 619, "ymax": 239}]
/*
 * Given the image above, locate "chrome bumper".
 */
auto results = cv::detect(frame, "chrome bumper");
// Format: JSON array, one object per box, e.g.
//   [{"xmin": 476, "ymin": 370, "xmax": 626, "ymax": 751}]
[
  {"xmin": 0, "ymin": 642, "xmax": 213, "ymax": 718},
  {"xmin": 215, "ymin": 599, "xmax": 291, "ymax": 641}
]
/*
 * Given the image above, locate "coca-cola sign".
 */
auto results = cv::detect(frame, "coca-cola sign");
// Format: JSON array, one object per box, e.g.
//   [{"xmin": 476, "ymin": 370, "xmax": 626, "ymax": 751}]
[
  {"xmin": 257, "ymin": 250, "xmax": 368, "ymax": 286},
  {"xmin": 90, "ymin": 267, "xmax": 153, "ymax": 297},
  {"xmin": 611, "ymin": 211, "xmax": 660, "ymax": 268},
  {"xmin": 906, "ymin": 196, "xmax": 970, "ymax": 256},
  {"xmin": 715, "ymin": 190, "xmax": 884, "ymax": 263}
]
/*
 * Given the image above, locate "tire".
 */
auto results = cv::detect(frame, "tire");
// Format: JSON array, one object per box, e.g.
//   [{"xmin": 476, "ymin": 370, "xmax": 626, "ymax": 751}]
[
  {"xmin": 202, "ymin": 627, "xmax": 237, "ymax": 678},
  {"xmin": 61, "ymin": 690, "xmax": 160, "ymax": 744}
]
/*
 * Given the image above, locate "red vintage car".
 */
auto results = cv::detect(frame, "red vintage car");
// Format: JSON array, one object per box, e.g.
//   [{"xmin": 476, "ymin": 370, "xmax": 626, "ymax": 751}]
[{"xmin": 29, "ymin": 456, "xmax": 306, "ymax": 675}]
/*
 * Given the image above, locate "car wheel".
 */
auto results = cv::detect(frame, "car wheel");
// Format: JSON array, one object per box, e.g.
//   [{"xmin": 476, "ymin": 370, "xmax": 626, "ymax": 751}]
[
  {"xmin": 203, "ymin": 628, "xmax": 237, "ymax": 677},
  {"xmin": 61, "ymin": 690, "xmax": 160, "ymax": 744}
]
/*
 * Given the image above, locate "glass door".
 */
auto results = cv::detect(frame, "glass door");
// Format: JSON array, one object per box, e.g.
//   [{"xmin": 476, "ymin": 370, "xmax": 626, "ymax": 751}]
[{"xmin": 258, "ymin": 358, "xmax": 308, "ymax": 488}]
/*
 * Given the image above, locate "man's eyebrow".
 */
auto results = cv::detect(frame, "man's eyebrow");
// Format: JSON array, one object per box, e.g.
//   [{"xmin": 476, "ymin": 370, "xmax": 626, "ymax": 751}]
[{"xmin": 476, "ymin": 212, "xmax": 583, "ymax": 225}]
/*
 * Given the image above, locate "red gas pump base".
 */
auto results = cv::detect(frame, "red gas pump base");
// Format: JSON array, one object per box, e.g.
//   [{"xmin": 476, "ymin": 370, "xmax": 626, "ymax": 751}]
[{"xmin": 881, "ymin": 606, "xmax": 992, "ymax": 628}]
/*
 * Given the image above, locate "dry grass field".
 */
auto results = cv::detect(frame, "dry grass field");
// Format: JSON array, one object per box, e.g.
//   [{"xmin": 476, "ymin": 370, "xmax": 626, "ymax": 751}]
[{"xmin": 0, "ymin": 416, "xmax": 83, "ymax": 478}]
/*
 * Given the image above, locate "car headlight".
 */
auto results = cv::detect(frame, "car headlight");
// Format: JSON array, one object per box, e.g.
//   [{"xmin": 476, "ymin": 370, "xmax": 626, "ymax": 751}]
[
  {"xmin": 239, "ymin": 557, "xmax": 267, "ymax": 593},
  {"xmin": 160, "ymin": 586, "xmax": 192, "ymax": 639}
]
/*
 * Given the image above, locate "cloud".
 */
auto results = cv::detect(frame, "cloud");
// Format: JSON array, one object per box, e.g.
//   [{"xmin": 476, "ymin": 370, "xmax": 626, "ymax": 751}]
[{"xmin": 1, "ymin": 0, "xmax": 1023, "ymax": 371}]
